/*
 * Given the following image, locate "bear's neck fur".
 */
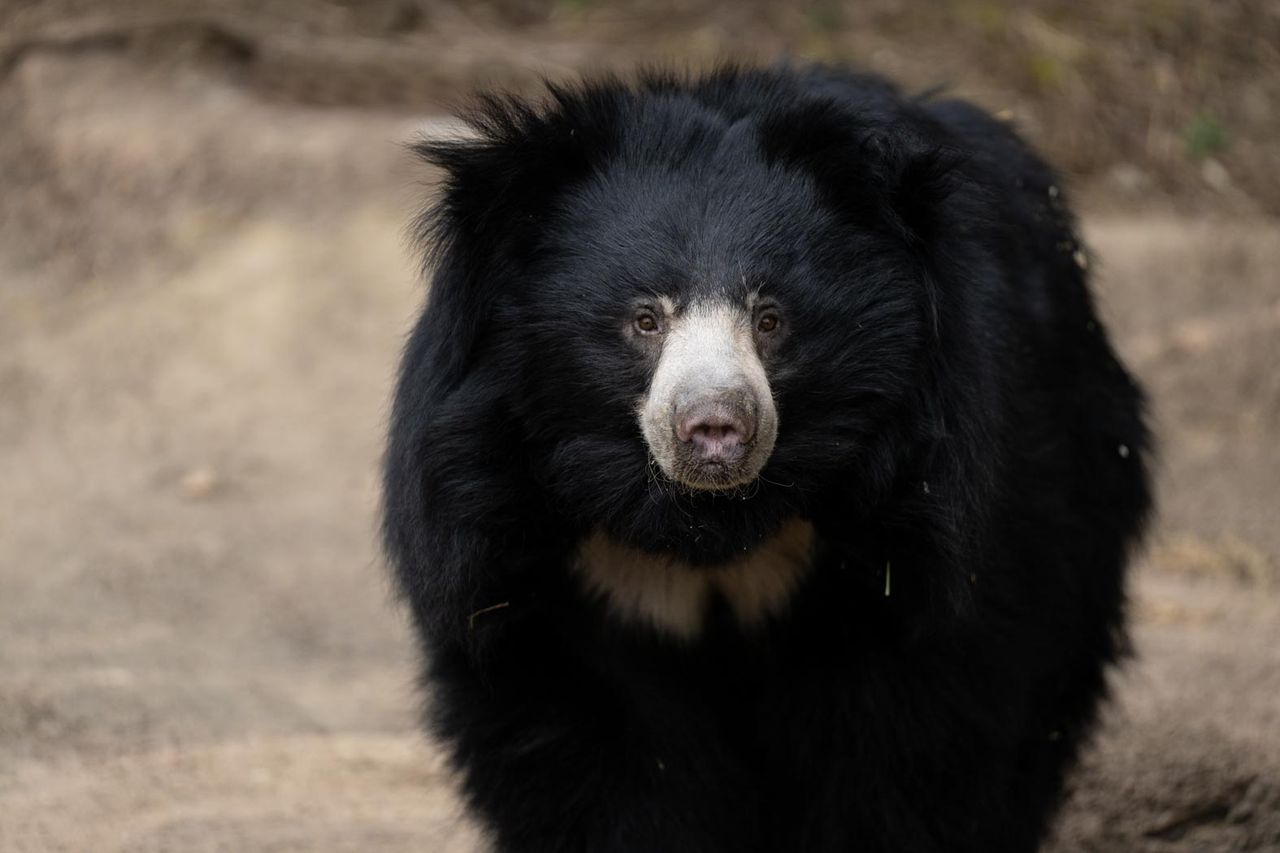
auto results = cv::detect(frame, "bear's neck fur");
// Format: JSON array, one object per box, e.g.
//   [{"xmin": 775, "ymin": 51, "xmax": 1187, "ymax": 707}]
[{"xmin": 573, "ymin": 519, "xmax": 816, "ymax": 639}]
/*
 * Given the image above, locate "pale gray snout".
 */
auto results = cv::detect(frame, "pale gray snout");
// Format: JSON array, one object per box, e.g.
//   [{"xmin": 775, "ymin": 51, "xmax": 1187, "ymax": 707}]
[{"xmin": 639, "ymin": 302, "xmax": 778, "ymax": 492}]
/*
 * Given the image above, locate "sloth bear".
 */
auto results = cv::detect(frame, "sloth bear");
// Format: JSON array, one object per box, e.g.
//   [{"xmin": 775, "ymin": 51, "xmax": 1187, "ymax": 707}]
[{"xmin": 382, "ymin": 65, "xmax": 1152, "ymax": 852}]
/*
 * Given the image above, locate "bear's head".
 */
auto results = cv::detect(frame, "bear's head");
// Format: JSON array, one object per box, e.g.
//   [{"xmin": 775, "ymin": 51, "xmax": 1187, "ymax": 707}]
[{"xmin": 410, "ymin": 70, "xmax": 970, "ymax": 567}]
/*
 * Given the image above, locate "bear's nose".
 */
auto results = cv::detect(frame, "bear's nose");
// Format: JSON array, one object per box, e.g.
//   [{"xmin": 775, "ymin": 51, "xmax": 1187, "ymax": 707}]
[{"xmin": 674, "ymin": 393, "xmax": 757, "ymax": 462}]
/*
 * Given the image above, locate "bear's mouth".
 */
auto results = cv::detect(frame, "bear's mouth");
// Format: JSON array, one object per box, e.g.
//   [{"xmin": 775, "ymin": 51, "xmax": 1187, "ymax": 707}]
[{"xmin": 667, "ymin": 449, "xmax": 760, "ymax": 493}]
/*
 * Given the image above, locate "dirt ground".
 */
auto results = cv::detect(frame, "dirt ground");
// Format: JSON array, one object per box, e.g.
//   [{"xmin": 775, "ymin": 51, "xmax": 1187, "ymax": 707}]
[{"xmin": 2, "ymin": 15, "xmax": 1279, "ymax": 853}]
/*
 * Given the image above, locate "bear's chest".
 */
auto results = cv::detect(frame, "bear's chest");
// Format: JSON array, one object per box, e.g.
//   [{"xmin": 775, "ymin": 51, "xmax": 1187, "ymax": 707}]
[{"xmin": 571, "ymin": 519, "xmax": 816, "ymax": 640}]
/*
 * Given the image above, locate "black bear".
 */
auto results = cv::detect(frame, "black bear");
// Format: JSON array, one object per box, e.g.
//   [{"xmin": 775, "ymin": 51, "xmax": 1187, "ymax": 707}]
[{"xmin": 382, "ymin": 64, "xmax": 1152, "ymax": 852}]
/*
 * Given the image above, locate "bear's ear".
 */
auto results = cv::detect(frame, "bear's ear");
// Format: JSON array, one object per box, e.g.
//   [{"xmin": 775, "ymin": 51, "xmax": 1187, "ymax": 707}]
[
  {"xmin": 415, "ymin": 89, "xmax": 614, "ymax": 256},
  {"xmin": 757, "ymin": 98, "xmax": 968, "ymax": 246},
  {"xmin": 881, "ymin": 138, "xmax": 969, "ymax": 245},
  {"xmin": 410, "ymin": 86, "xmax": 620, "ymax": 388}
]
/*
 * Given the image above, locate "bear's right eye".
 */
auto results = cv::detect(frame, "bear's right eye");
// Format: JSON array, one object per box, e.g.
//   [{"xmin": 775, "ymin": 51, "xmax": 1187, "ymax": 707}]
[{"xmin": 634, "ymin": 310, "xmax": 663, "ymax": 335}]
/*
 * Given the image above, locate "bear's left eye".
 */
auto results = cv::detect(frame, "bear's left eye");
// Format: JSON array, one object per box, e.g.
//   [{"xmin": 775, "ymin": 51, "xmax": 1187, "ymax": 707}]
[
  {"xmin": 634, "ymin": 309, "xmax": 663, "ymax": 335},
  {"xmin": 756, "ymin": 311, "xmax": 780, "ymax": 334}
]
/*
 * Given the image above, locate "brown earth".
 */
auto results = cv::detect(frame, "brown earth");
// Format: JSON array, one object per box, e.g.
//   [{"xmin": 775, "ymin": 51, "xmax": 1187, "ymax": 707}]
[{"xmin": 1, "ymin": 8, "xmax": 1278, "ymax": 852}]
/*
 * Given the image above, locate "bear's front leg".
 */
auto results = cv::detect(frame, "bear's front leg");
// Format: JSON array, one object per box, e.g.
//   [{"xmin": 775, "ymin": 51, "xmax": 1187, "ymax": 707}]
[{"xmin": 425, "ymin": 639, "xmax": 763, "ymax": 853}]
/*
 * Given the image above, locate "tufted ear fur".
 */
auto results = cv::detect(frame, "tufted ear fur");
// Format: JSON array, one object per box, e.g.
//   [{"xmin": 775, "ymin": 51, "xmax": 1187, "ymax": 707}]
[
  {"xmin": 759, "ymin": 96, "xmax": 994, "ymax": 618},
  {"xmin": 385, "ymin": 86, "xmax": 623, "ymax": 655},
  {"xmin": 757, "ymin": 98, "xmax": 968, "ymax": 253},
  {"xmin": 409, "ymin": 86, "xmax": 621, "ymax": 389}
]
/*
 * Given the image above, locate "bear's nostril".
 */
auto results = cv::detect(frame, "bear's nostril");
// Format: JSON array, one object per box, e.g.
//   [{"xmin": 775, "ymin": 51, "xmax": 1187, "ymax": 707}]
[
  {"xmin": 674, "ymin": 407, "xmax": 755, "ymax": 462},
  {"xmin": 671, "ymin": 388, "xmax": 759, "ymax": 464},
  {"xmin": 687, "ymin": 419, "xmax": 741, "ymax": 451}
]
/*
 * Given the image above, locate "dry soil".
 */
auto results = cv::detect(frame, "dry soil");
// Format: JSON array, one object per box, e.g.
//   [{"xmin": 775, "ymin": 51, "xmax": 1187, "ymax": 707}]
[{"xmin": 1, "ymin": 46, "xmax": 1278, "ymax": 853}]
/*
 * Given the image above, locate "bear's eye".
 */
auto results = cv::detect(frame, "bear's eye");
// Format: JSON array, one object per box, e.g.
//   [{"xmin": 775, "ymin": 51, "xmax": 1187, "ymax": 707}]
[
  {"xmin": 756, "ymin": 312, "xmax": 780, "ymax": 334},
  {"xmin": 634, "ymin": 310, "xmax": 663, "ymax": 335}
]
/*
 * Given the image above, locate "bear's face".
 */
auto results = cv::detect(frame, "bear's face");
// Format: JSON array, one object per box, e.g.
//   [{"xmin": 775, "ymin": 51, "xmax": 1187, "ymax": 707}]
[
  {"xmin": 633, "ymin": 296, "xmax": 778, "ymax": 492},
  {"xmin": 498, "ymin": 147, "xmax": 929, "ymax": 561}
]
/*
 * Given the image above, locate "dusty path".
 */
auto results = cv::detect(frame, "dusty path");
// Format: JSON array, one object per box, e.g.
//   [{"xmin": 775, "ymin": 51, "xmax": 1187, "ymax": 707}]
[{"xmin": 1, "ymin": 53, "xmax": 1277, "ymax": 852}]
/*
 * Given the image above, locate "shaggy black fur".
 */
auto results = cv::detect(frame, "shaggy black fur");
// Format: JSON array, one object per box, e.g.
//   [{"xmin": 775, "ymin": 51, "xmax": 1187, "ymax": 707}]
[{"xmin": 382, "ymin": 64, "xmax": 1152, "ymax": 852}]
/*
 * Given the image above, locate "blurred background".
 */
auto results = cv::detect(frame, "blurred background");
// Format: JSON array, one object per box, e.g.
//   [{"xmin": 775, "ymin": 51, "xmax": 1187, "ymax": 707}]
[{"xmin": 1, "ymin": 1, "xmax": 1277, "ymax": 850}]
